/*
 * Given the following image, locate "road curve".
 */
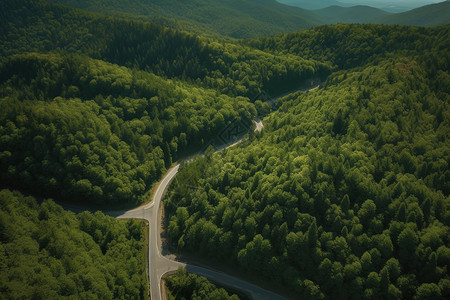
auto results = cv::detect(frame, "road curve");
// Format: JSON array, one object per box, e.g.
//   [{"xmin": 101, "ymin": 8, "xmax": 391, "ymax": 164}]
[
  {"xmin": 54, "ymin": 84, "xmax": 322, "ymax": 299},
  {"xmin": 117, "ymin": 161, "xmax": 286, "ymax": 300},
  {"xmin": 114, "ymin": 85, "xmax": 325, "ymax": 299}
]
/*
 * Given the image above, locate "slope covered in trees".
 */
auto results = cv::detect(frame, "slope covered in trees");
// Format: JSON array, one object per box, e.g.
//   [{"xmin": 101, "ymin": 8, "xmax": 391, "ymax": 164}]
[
  {"xmin": 165, "ymin": 27, "xmax": 450, "ymax": 299},
  {"xmin": 1, "ymin": 0, "xmax": 331, "ymax": 98},
  {"xmin": 0, "ymin": 0, "xmax": 331, "ymax": 206},
  {"xmin": 0, "ymin": 52, "xmax": 257, "ymax": 205},
  {"xmin": 165, "ymin": 268, "xmax": 242, "ymax": 300},
  {"xmin": 312, "ymin": 5, "xmax": 391, "ymax": 24},
  {"xmin": 50, "ymin": 0, "xmax": 322, "ymax": 39},
  {"xmin": 373, "ymin": 1, "xmax": 450, "ymax": 27},
  {"xmin": 0, "ymin": 189, "xmax": 148, "ymax": 298},
  {"xmin": 248, "ymin": 23, "xmax": 449, "ymax": 70}
]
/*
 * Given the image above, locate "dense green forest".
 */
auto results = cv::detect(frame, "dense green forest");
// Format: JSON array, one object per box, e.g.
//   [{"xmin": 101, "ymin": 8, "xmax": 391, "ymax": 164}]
[
  {"xmin": 1, "ymin": 0, "xmax": 449, "ymax": 299},
  {"xmin": 49, "ymin": 0, "xmax": 321, "ymax": 39},
  {"xmin": 1, "ymin": 0, "xmax": 331, "ymax": 98},
  {"xmin": 165, "ymin": 268, "xmax": 242, "ymax": 300},
  {"xmin": 165, "ymin": 30, "xmax": 450, "ymax": 299},
  {"xmin": 47, "ymin": 0, "xmax": 450, "ymax": 37},
  {"xmin": 0, "ymin": 189, "xmax": 148, "ymax": 298},
  {"xmin": 0, "ymin": 0, "xmax": 331, "ymax": 206},
  {"xmin": 0, "ymin": 52, "xmax": 257, "ymax": 205},
  {"xmin": 248, "ymin": 23, "xmax": 449, "ymax": 70},
  {"xmin": 374, "ymin": 1, "xmax": 450, "ymax": 27}
]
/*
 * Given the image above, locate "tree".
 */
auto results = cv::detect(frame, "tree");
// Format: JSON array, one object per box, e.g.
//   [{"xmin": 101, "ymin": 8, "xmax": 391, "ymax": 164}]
[
  {"xmin": 398, "ymin": 227, "xmax": 418, "ymax": 265},
  {"xmin": 414, "ymin": 283, "xmax": 441, "ymax": 300},
  {"xmin": 308, "ymin": 220, "xmax": 318, "ymax": 248}
]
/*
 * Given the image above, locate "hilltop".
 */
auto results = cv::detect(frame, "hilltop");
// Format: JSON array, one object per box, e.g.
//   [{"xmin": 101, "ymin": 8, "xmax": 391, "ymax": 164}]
[
  {"xmin": 313, "ymin": 5, "xmax": 391, "ymax": 24},
  {"xmin": 374, "ymin": 1, "xmax": 450, "ymax": 26},
  {"xmin": 50, "ymin": 0, "xmax": 322, "ymax": 38}
]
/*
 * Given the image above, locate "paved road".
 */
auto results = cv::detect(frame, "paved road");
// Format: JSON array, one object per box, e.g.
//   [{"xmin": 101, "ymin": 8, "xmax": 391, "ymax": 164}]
[
  {"xmin": 116, "ymin": 156, "xmax": 286, "ymax": 300},
  {"xmin": 60, "ymin": 84, "xmax": 322, "ymax": 299},
  {"xmin": 115, "ymin": 85, "xmax": 323, "ymax": 299}
]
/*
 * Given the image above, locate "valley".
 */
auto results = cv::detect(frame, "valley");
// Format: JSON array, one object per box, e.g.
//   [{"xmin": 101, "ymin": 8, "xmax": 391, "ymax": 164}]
[{"xmin": 0, "ymin": 0, "xmax": 449, "ymax": 299}]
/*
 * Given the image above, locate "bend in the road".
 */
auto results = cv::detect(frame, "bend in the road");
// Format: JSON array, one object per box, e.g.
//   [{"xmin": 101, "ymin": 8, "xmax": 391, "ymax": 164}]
[{"xmin": 116, "ymin": 86, "xmax": 323, "ymax": 299}]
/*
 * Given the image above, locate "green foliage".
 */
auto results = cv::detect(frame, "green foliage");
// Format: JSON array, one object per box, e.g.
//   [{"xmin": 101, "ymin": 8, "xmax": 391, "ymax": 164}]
[
  {"xmin": 374, "ymin": 1, "xmax": 450, "ymax": 27},
  {"xmin": 1, "ymin": 0, "xmax": 331, "ymax": 98},
  {"xmin": 0, "ymin": 52, "xmax": 257, "ymax": 205},
  {"xmin": 50, "ymin": 0, "xmax": 322, "ymax": 39},
  {"xmin": 165, "ymin": 268, "xmax": 241, "ymax": 300},
  {"xmin": 165, "ymin": 34, "xmax": 450, "ymax": 298},
  {"xmin": 249, "ymin": 23, "xmax": 450, "ymax": 70},
  {"xmin": 0, "ymin": 189, "xmax": 148, "ymax": 298}
]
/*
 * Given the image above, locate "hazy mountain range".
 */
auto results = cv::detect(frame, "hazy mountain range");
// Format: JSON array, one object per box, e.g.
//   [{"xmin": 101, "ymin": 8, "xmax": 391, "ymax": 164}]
[
  {"xmin": 277, "ymin": 0, "xmax": 447, "ymax": 12},
  {"xmin": 50, "ymin": 0, "xmax": 450, "ymax": 38},
  {"xmin": 313, "ymin": 1, "xmax": 450, "ymax": 25}
]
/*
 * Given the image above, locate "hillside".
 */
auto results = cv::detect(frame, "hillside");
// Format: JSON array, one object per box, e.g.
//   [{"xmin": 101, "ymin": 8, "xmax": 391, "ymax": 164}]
[
  {"xmin": 313, "ymin": 5, "xmax": 391, "ymax": 24},
  {"xmin": 50, "ymin": 0, "xmax": 322, "ymax": 38},
  {"xmin": 1, "ymin": 0, "xmax": 331, "ymax": 98},
  {"xmin": 0, "ymin": 0, "xmax": 331, "ymax": 206},
  {"xmin": 1, "ymin": 0, "xmax": 449, "ymax": 299},
  {"xmin": 0, "ymin": 52, "xmax": 256, "ymax": 206},
  {"xmin": 248, "ymin": 24, "xmax": 450, "ymax": 70},
  {"xmin": 277, "ymin": 0, "xmax": 348, "ymax": 10},
  {"xmin": 374, "ymin": 1, "xmax": 450, "ymax": 26},
  {"xmin": 165, "ymin": 26, "xmax": 450, "ymax": 298},
  {"xmin": 0, "ymin": 189, "xmax": 148, "ymax": 298}
]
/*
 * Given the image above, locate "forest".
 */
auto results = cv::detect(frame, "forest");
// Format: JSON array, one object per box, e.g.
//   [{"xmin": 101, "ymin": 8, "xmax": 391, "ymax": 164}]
[
  {"xmin": 164, "ymin": 28, "xmax": 450, "ymax": 299},
  {"xmin": 0, "ymin": 52, "xmax": 257, "ymax": 205},
  {"xmin": 0, "ymin": 189, "xmax": 148, "ymax": 298},
  {"xmin": 165, "ymin": 268, "xmax": 242, "ymax": 300},
  {"xmin": 1, "ymin": 0, "xmax": 331, "ymax": 98},
  {"xmin": 0, "ymin": 0, "xmax": 332, "ymax": 206},
  {"xmin": 48, "ymin": 0, "xmax": 323, "ymax": 39},
  {"xmin": 0, "ymin": 0, "xmax": 448, "ymax": 299}
]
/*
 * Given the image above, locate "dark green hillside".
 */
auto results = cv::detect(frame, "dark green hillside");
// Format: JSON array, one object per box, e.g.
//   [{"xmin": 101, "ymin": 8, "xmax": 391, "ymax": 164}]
[
  {"xmin": 0, "ymin": 1, "xmax": 331, "ymax": 206},
  {"xmin": 277, "ymin": 0, "xmax": 347, "ymax": 10},
  {"xmin": 1, "ymin": 0, "xmax": 331, "ymax": 98},
  {"xmin": 313, "ymin": 5, "xmax": 391, "ymax": 24},
  {"xmin": 375, "ymin": 1, "xmax": 450, "ymax": 27},
  {"xmin": 248, "ymin": 24, "xmax": 450, "ymax": 70},
  {"xmin": 50, "ymin": 0, "xmax": 322, "ymax": 38},
  {"xmin": 0, "ymin": 53, "xmax": 255, "ymax": 205},
  {"xmin": 165, "ymin": 34, "xmax": 450, "ymax": 298},
  {"xmin": 0, "ymin": 189, "xmax": 148, "ymax": 298}
]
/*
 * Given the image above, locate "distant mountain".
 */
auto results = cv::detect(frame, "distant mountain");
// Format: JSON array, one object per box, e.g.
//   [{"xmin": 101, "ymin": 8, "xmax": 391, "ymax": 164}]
[
  {"xmin": 50, "ymin": 0, "xmax": 322, "ymax": 38},
  {"xmin": 313, "ymin": 5, "xmax": 391, "ymax": 24},
  {"xmin": 276, "ymin": 0, "xmax": 350, "ymax": 10},
  {"xmin": 338, "ymin": 0, "xmax": 445, "ymax": 13},
  {"xmin": 374, "ymin": 1, "xmax": 450, "ymax": 26}
]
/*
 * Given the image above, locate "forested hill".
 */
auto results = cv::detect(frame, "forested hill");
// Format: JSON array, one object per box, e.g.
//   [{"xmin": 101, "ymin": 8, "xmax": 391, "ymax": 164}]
[
  {"xmin": 312, "ymin": 5, "xmax": 391, "ymax": 24},
  {"xmin": 165, "ymin": 29, "xmax": 450, "ymax": 299},
  {"xmin": 0, "ymin": 189, "xmax": 148, "ymax": 298},
  {"xmin": 0, "ymin": 0, "xmax": 330, "ymax": 206},
  {"xmin": 1, "ymin": 0, "xmax": 331, "ymax": 98},
  {"xmin": 248, "ymin": 24, "xmax": 450, "ymax": 70},
  {"xmin": 49, "ymin": 0, "xmax": 450, "ymax": 37},
  {"xmin": 0, "ymin": 52, "xmax": 255, "ymax": 205},
  {"xmin": 49, "ymin": 0, "xmax": 322, "ymax": 38},
  {"xmin": 373, "ymin": 1, "xmax": 450, "ymax": 27}
]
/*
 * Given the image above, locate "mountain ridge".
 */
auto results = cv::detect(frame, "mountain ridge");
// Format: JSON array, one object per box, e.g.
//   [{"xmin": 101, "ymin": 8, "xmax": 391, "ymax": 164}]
[
  {"xmin": 313, "ymin": 5, "xmax": 391, "ymax": 24},
  {"xmin": 373, "ymin": 1, "xmax": 450, "ymax": 26},
  {"xmin": 49, "ymin": 0, "xmax": 322, "ymax": 38}
]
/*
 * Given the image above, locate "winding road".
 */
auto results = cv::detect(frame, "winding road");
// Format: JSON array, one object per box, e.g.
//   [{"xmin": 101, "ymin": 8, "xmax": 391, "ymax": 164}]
[
  {"xmin": 116, "ymin": 155, "xmax": 286, "ymax": 300},
  {"xmin": 114, "ymin": 84, "xmax": 321, "ymax": 299}
]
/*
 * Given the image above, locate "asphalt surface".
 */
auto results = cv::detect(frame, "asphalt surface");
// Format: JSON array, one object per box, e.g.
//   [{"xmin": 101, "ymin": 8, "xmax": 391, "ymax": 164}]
[
  {"xmin": 63, "ymin": 84, "xmax": 321, "ymax": 299},
  {"xmin": 116, "ymin": 162, "xmax": 286, "ymax": 300},
  {"xmin": 114, "ymin": 85, "xmax": 324, "ymax": 299}
]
